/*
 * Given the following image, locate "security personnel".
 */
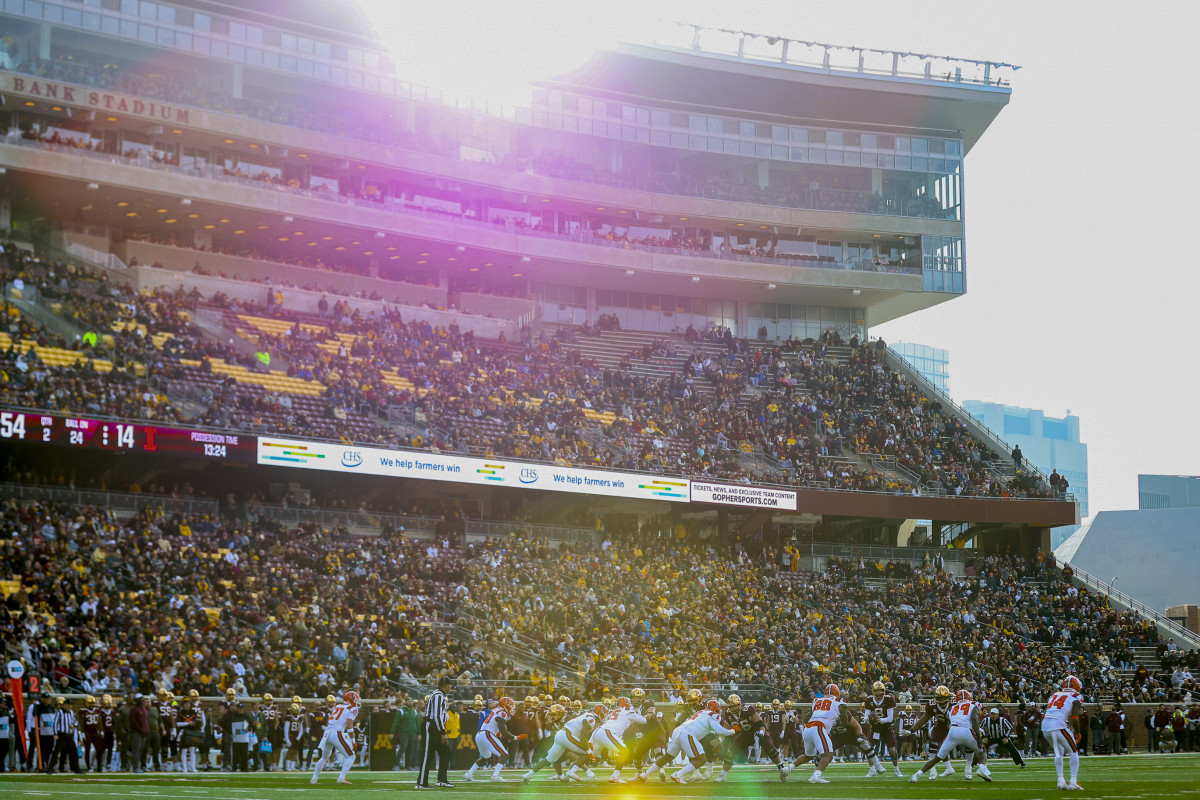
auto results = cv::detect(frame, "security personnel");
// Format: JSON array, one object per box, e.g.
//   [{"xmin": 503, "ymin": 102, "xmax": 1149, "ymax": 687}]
[
  {"xmin": 416, "ymin": 676, "xmax": 454, "ymax": 788},
  {"xmin": 51, "ymin": 696, "xmax": 83, "ymax": 774}
]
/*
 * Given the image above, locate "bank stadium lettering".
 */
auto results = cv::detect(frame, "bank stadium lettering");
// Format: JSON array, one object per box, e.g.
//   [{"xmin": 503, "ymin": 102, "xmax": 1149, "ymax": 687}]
[{"xmin": 8, "ymin": 77, "xmax": 190, "ymax": 123}]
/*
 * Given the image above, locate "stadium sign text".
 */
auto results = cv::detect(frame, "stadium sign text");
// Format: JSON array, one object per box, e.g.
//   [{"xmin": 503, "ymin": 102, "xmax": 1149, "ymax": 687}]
[
  {"xmin": 2, "ymin": 74, "xmax": 191, "ymax": 124},
  {"xmin": 689, "ymin": 481, "xmax": 798, "ymax": 510},
  {"xmin": 257, "ymin": 438, "xmax": 806, "ymax": 506}
]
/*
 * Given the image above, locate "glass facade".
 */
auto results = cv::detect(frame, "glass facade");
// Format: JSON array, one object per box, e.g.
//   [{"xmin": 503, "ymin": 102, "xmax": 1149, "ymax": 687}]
[{"xmin": 4, "ymin": 0, "xmax": 392, "ymax": 90}]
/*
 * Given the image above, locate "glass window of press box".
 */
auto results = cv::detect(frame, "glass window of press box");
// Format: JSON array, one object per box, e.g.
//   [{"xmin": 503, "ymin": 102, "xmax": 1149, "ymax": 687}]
[{"xmin": 527, "ymin": 90, "xmax": 964, "ymax": 222}]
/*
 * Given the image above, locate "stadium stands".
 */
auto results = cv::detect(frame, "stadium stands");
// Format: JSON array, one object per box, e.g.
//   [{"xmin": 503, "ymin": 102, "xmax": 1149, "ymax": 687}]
[{"xmin": 3, "ymin": 244, "xmax": 1057, "ymax": 498}]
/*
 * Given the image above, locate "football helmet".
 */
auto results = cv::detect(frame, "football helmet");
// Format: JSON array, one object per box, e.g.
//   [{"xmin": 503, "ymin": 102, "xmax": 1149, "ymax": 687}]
[
  {"xmin": 872, "ymin": 681, "xmax": 886, "ymax": 699},
  {"xmin": 225, "ymin": 688, "xmax": 237, "ymax": 701},
  {"xmin": 615, "ymin": 696, "xmax": 632, "ymax": 711},
  {"xmin": 290, "ymin": 703, "xmax": 302, "ymax": 714},
  {"xmin": 824, "ymin": 683, "xmax": 841, "ymax": 699},
  {"xmin": 705, "ymin": 699, "xmax": 722, "ymax": 714},
  {"xmin": 262, "ymin": 693, "xmax": 274, "ymax": 704},
  {"xmin": 499, "ymin": 696, "xmax": 516, "ymax": 715},
  {"xmin": 1062, "ymin": 675, "xmax": 1082, "ymax": 692},
  {"xmin": 558, "ymin": 695, "xmax": 570, "ymax": 705},
  {"xmin": 344, "ymin": 691, "xmax": 360, "ymax": 707},
  {"xmin": 326, "ymin": 694, "xmax": 337, "ymax": 705},
  {"xmin": 101, "ymin": 694, "xmax": 113, "ymax": 708},
  {"xmin": 548, "ymin": 703, "xmax": 565, "ymax": 721},
  {"xmin": 934, "ymin": 685, "xmax": 951, "ymax": 705},
  {"xmin": 525, "ymin": 695, "xmax": 538, "ymax": 707},
  {"xmin": 631, "ymin": 687, "xmax": 646, "ymax": 701},
  {"xmin": 772, "ymin": 698, "xmax": 781, "ymax": 709},
  {"xmin": 473, "ymin": 694, "xmax": 484, "ymax": 709},
  {"xmin": 784, "ymin": 700, "xmax": 795, "ymax": 710},
  {"xmin": 727, "ymin": 694, "xmax": 742, "ymax": 710},
  {"xmin": 292, "ymin": 695, "xmax": 303, "ymax": 705},
  {"xmin": 158, "ymin": 688, "xmax": 171, "ymax": 700},
  {"xmin": 571, "ymin": 699, "xmax": 583, "ymax": 712},
  {"xmin": 687, "ymin": 688, "xmax": 703, "ymax": 707},
  {"xmin": 189, "ymin": 689, "xmax": 201, "ymax": 700},
  {"xmin": 955, "ymin": 689, "xmax": 972, "ymax": 702},
  {"xmin": 593, "ymin": 703, "xmax": 609, "ymax": 718},
  {"xmin": 542, "ymin": 693, "xmax": 553, "ymax": 704},
  {"xmin": 85, "ymin": 695, "xmax": 96, "ymax": 707}
]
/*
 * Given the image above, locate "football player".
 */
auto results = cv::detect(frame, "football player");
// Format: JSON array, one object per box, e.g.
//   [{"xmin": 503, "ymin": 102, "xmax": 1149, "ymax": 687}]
[
  {"xmin": 863, "ymin": 681, "xmax": 903, "ymax": 777},
  {"xmin": 282, "ymin": 701, "xmax": 307, "ymax": 771},
  {"xmin": 523, "ymin": 703, "xmax": 589, "ymax": 782},
  {"xmin": 792, "ymin": 684, "xmax": 852, "ymax": 784},
  {"xmin": 910, "ymin": 689, "xmax": 992, "ymax": 783},
  {"xmin": 464, "ymin": 696, "xmax": 517, "ymax": 782},
  {"xmin": 717, "ymin": 694, "xmax": 794, "ymax": 782},
  {"xmin": 628, "ymin": 688, "xmax": 666, "ymax": 770},
  {"xmin": 591, "ymin": 696, "xmax": 646, "ymax": 783},
  {"xmin": 912, "ymin": 684, "xmax": 957, "ymax": 775},
  {"xmin": 310, "ymin": 691, "xmax": 360, "ymax": 786},
  {"xmin": 1041, "ymin": 676, "xmax": 1085, "ymax": 790},
  {"xmin": 639, "ymin": 698, "xmax": 734, "ymax": 784},
  {"xmin": 80, "ymin": 696, "xmax": 104, "ymax": 773}
]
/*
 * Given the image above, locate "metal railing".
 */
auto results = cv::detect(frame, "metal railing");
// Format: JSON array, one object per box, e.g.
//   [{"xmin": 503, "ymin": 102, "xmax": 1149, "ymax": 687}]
[
  {"xmin": 882, "ymin": 343, "xmax": 1075, "ymax": 503},
  {"xmin": 662, "ymin": 23, "xmax": 1018, "ymax": 88},
  {"xmin": 802, "ymin": 541, "xmax": 968, "ymax": 562},
  {"xmin": 1061, "ymin": 562, "xmax": 1200, "ymax": 650},
  {"xmin": 0, "ymin": 481, "xmax": 219, "ymax": 516}
]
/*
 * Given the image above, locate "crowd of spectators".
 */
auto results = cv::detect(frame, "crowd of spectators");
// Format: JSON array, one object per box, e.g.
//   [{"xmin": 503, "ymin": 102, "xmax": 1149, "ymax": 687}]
[
  {"xmin": 3, "ymin": 490, "xmax": 1193, "ymax": 714},
  {"xmin": 1, "ymin": 243, "xmax": 1062, "ymax": 498}
]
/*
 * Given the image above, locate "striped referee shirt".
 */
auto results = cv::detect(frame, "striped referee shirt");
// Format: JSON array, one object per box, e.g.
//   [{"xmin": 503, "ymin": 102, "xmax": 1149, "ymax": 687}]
[
  {"xmin": 54, "ymin": 708, "xmax": 78, "ymax": 735},
  {"xmin": 425, "ymin": 690, "xmax": 448, "ymax": 734},
  {"xmin": 982, "ymin": 715, "xmax": 1013, "ymax": 740}
]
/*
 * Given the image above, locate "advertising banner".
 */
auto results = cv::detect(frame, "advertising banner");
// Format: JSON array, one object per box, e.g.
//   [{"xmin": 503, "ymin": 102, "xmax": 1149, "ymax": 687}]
[
  {"xmin": 689, "ymin": 481, "xmax": 798, "ymax": 510},
  {"xmin": 258, "ymin": 438, "xmax": 690, "ymax": 503}
]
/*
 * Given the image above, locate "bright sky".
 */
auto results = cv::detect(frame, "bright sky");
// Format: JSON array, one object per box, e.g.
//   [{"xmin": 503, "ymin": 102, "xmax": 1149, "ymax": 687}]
[{"xmin": 357, "ymin": 0, "xmax": 1200, "ymax": 516}]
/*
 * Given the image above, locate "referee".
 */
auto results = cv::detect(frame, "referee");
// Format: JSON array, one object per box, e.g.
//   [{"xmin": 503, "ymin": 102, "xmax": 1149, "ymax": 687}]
[
  {"xmin": 416, "ymin": 677, "xmax": 454, "ymax": 788},
  {"xmin": 51, "ymin": 697, "xmax": 83, "ymax": 774},
  {"xmin": 982, "ymin": 708, "xmax": 1026, "ymax": 767}
]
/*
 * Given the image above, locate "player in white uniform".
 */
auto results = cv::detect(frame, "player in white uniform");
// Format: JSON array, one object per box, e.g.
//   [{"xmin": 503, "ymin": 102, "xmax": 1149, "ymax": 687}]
[
  {"xmin": 1041, "ymin": 675, "xmax": 1085, "ymax": 790},
  {"xmin": 464, "ymin": 696, "xmax": 516, "ymax": 782},
  {"xmin": 790, "ymin": 683, "xmax": 850, "ymax": 784},
  {"xmin": 310, "ymin": 691, "xmax": 360, "ymax": 785},
  {"xmin": 521, "ymin": 704, "xmax": 584, "ymax": 782},
  {"xmin": 638, "ymin": 698, "xmax": 734, "ymax": 784},
  {"xmin": 910, "ymin": 689, "xmax": 992, "ymax": 783},
  {"xmin": 590, "ymin": 696, "xmax": 646, "ymax": 783}
]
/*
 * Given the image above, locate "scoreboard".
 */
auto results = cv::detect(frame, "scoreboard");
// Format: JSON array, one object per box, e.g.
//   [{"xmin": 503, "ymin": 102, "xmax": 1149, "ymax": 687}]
[{"xmin": 0, "ymin": 410, "xmax": 256, "ymax": 462}]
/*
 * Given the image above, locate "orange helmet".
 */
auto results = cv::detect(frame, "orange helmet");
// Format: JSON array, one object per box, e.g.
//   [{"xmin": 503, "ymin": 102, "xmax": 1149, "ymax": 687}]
[
  {"xmin": 824, "ymin": 683, "xmax": 840, "ymax": 699},
  {"xmin": 955, "ymin": 689, "xmax": 972, "ymax": 702},
  {"xmin": 615, "ymin": 696, "xmax": 631, "ymax": 711},
  {"xmin": 593, "ymin": 703, "xmax": 608, "ymax": 718},
  {"xmin": 343, "ymin": 691, "xmax": 360, "ymax": 707},
  {"xmin": 1061, "ymin": 675, "xmax": 1082, "ymax": 692},
  {"xmin": 498, "ymin": 696, "xmax": 515, "ymax": 715},
  {"xmin": 704, "ymin": 698, "xmax": 721, "ymax": 714}
]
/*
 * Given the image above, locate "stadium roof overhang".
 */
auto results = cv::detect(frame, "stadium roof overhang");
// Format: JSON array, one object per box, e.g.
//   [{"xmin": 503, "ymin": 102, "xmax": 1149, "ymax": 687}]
[{"xmin": 545, "ymin": 44, "xmax": 1011, "ymax": 155}]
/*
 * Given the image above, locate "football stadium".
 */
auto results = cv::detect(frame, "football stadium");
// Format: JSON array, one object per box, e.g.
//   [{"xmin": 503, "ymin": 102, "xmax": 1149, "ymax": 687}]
[{"xmin": 0, "ymin": 1, "xmax": 1197, "ymax": 798}]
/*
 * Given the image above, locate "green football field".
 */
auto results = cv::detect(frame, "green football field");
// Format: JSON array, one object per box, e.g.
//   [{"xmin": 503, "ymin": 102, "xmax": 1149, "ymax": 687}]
[{"xmin": 2, "ymin": 755, "xmax": 1197, "ymax": 799}]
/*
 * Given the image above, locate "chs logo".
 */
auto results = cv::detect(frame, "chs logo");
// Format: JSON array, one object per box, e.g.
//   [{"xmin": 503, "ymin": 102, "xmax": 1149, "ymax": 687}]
[
  {"xmin": 519, "ymin": 468, "xmax": 539, "ymax": 484},
  {"xmin": 341, "ymin": 450, "xmax": 364, "ymax": 468}
]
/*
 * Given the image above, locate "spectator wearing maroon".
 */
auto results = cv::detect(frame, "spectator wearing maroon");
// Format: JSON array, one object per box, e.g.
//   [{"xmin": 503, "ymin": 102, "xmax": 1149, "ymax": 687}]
[{"xmin": 129, "ymin": 695, "xmax": 150, "ymax": 774}]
